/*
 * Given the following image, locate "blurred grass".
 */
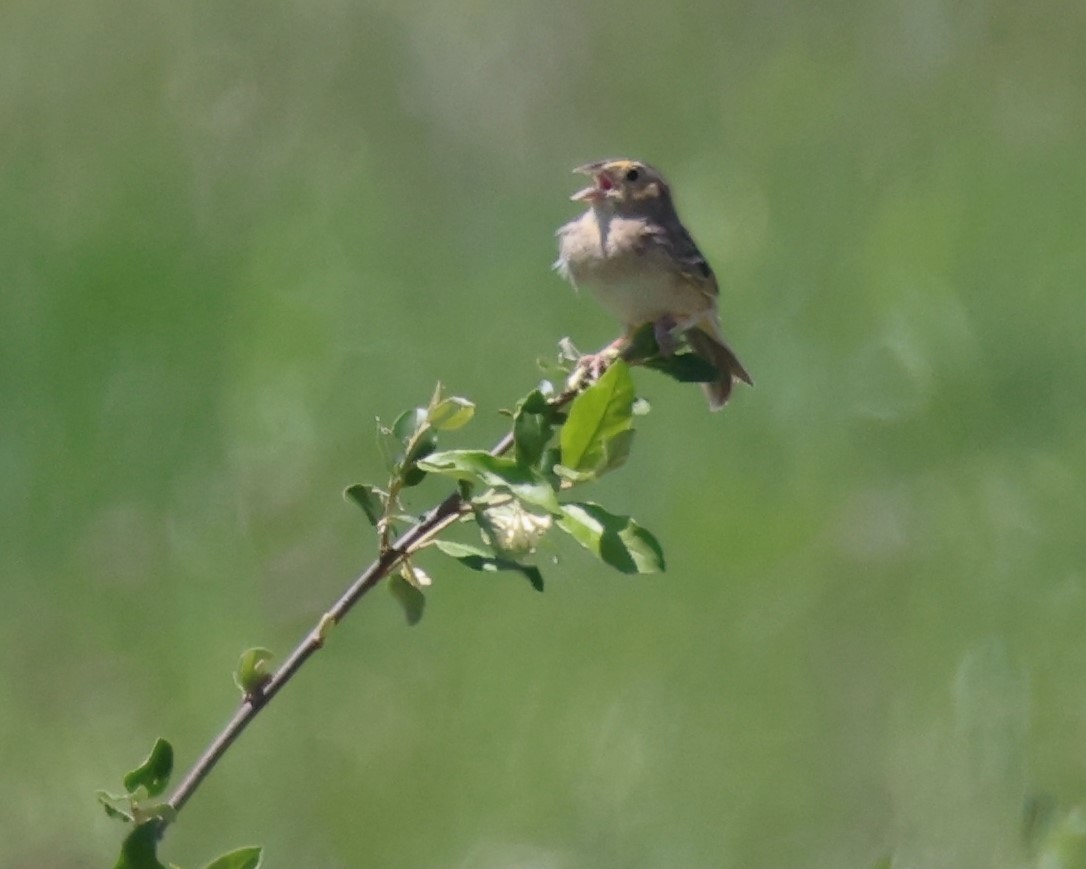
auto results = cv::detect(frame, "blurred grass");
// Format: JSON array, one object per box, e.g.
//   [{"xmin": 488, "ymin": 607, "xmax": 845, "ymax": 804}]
[{"xmin": 2, "ymin": 0, "xmax": 1085, "ymax": 866}]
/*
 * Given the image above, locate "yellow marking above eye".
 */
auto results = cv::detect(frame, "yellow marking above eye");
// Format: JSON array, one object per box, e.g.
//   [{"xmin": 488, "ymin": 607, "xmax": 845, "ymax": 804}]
[{"xmin": 608, "ymin": 160, "xmax": 645, "ymax": 181}]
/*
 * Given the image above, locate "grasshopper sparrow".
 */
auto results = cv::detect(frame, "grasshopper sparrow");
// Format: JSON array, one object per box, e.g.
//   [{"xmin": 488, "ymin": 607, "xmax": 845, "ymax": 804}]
[{"xmin": 555, "ymin": 159, "xmax": 752, "ymax": 410}]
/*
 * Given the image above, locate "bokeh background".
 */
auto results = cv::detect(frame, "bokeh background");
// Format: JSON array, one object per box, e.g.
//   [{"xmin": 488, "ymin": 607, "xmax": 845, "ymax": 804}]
[{"xmin": 3, "ymin": 0, "xmax": 1085, "ymax": 866}]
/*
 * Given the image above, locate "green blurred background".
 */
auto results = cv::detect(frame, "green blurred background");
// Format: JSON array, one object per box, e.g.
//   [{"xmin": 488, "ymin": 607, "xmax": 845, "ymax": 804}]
[{"xmin": 3, "ymin": 0, "xmax": 1085, "ymax": 866}]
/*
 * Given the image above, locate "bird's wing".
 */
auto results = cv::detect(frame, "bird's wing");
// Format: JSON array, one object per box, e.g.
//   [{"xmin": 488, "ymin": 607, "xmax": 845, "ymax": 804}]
[{"xmin": 637, "ymin": 221, "xmax": 719, "ymax": 300}]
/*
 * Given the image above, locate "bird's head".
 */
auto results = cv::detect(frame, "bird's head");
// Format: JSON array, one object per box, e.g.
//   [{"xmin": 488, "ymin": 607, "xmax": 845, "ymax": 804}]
[{"xmin": 569, "ymin": 159, "xmax": 671, "ymax": 211}]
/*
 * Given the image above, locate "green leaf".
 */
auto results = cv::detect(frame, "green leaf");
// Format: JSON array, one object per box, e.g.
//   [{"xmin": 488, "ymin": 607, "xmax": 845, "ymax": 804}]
[
  {"xmin": 599, "ymin": 427, "xmax": 635, "ymax": 474},
  {"xmin": 392, "ymin": 407, "xmax": 427, "ymax": 444},
  {"xmin": 538, "ymin": 446, "xmax": 562, "ymax": 490},
  {"xmin": 471, "ymin": 502, "xmax": 506, "ymax": 554},
  {"xmin": 97, "ymin": 790, "xmax": 134, "ymax": 823},
  {"xmin": 137, "ymin": 803, "xmax": 177, "ymax": 825},
  {"xmin": 552, "ymin": 464, "xmax": 596, "ymax": 484},
  {"xmin": 114, "ymin": 820, "xmax": 167, "ymax": 869},
  {"xmin": 428, "ymin": 396, "xmax": 475, "ymax": 431},
  {"xmin": 620, "ymin": 321, "xmax": 719, "ymax": 383},
  {"xmin": 204, "ymin": 845, "xmax": 264, "ymax": 869},
  {"xmin": 621, "ymin": 321, "xmax": 660, "ymax": 361},
  {"xmin": 389, "ymin": 572, "xmax": 425, "ymax": 625},
  {"xmin": 417, "ymin": 450, "xmax": 560, "ymax": 513},
  {"xmin": 400, "ymin": 561, "xmax": 432, "ymax": 590},
  {"xmin": 123, "ymin": 739, "xmax": 174, "ymax": 799},
  {"xmin": 392, "ymin": 408, "xmax": 438, "ymax": 486},
  {"xmin": 476, "ymin": 501, "xmax": 555, "ymax": 558},
  {"xmin": 642, "ymin": 351, "xmax": 719, "ymax": 383},
  {"xmin": 559, "ymin": 361, "xmax": 635, "ymax": 477},
  {"xmin": 402, "ymin": 450, "xmax": 436, "ymax": 486},
  {"xmin": 513, "ymin": 389, "xmax": 556, "ymax": 468},
  {"xmin": 557, "ymin": 502, "xmax": 666, "ymax": 574},
  {"xmin": 555, "ymin": 430, "xmax": 635, "ymax": 480},
  {"xmin": 343, "ymin": 484, "xmax": 383, "ymax": 527},
  {"xmin": 234, "ymin": 648, "xmax": 274, "ymax": 697},
  {"xmin": 433, "ymin": 540, "xmax": 544, "ymax": 591},
  {"xmin": 556, "ymin": 336, "xmax": 583, "ymax": 365}
]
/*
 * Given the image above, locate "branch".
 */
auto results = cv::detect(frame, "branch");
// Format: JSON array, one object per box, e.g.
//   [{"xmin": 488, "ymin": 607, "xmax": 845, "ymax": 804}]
[
  {"xmin": 165, "ymin": 389, "xmax": 571, "ymax": 816},
  {"xmin": 102, "ymin": 329, "xmax": 699, "ymax": 865}
]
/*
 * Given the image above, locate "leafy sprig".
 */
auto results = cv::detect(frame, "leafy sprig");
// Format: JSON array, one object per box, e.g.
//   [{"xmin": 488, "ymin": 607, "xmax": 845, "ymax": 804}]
[{"xmin": 100, "ymin": 327, "xmax": 704, "ymax": 867}]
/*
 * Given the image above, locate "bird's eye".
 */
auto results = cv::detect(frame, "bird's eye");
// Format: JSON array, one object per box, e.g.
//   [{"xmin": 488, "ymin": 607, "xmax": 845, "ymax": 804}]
[{"xmin": 625, "ymin": 168, "xmax": 640, "ymax": 182}]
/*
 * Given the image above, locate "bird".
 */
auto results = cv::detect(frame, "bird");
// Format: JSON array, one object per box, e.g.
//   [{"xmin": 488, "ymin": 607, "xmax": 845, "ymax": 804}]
[{"xmin": 554, "ymin": 158, "xmax": 752, "ymax": 410}]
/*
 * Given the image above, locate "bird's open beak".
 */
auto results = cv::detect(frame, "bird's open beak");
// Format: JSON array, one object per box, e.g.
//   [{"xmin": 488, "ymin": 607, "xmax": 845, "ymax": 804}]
[
  {"xmin": 573, "ymin": 161, "xmax": 607, "ymax": 176},
  {"xmin": 570, "ymin": 162, "xmax": 613, "ymax": 203}
]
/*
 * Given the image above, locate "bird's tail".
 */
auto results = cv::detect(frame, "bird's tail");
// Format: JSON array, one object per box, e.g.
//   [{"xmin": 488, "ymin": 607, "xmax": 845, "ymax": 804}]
[{"xmin": 686, "ymin": 318, "xmax": 753, "ymax": 412}]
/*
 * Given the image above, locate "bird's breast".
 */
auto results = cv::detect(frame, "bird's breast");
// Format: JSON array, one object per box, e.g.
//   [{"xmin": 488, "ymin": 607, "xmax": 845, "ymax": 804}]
[{"xmin": 556, "ymin": 211, "xmax": 709, "ymax": 327}]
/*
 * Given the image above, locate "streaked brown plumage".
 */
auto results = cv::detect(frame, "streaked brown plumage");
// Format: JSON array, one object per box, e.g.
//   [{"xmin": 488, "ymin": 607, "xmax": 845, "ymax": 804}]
[{"xmin": 555, "ymin": 159, "xmax": 752, "ymax": 410}]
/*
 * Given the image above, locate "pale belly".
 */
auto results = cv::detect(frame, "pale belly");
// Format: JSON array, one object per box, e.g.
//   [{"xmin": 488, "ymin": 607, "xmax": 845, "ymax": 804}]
[{"xmin": 556, "ymin": 212, "xmax": 711, "ymax": 329}]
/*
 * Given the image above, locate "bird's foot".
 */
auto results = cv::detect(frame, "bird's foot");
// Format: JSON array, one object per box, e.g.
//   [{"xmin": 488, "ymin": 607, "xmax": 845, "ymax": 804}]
[
  {"xmin": 652, "ymin": 315, "xmax": 679, "ymax": 357},
  {"xmin": 568, "ymin": 338, "xmax": 625, "ymax": 390}
]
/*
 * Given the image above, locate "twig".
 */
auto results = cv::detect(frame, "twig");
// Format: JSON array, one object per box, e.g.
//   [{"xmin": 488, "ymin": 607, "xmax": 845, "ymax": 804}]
[{"xmin": 165, "ymin": 376, "xmax": 585, "ymax": 819}]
